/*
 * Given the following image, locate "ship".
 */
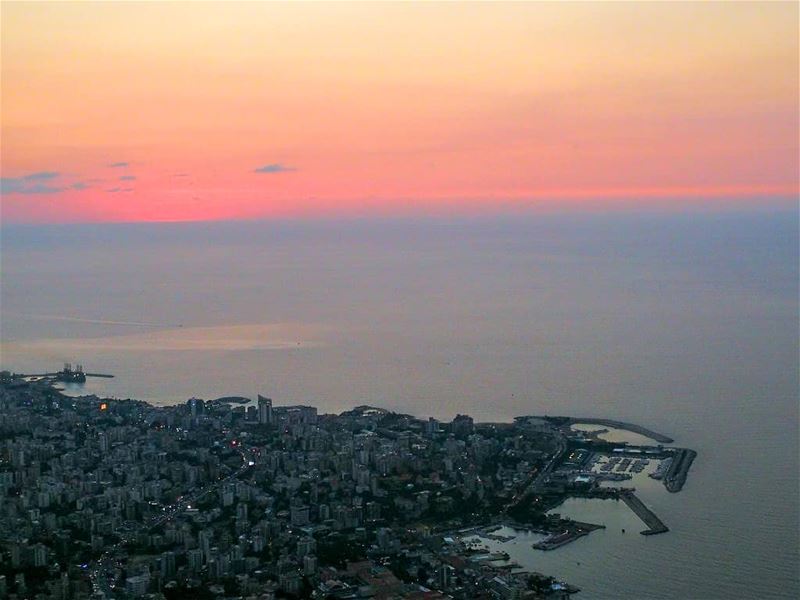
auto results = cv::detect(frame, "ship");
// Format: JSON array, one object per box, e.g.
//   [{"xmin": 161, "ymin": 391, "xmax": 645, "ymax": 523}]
[{"xmin": 56, "ymin": 363, "xmax": 87, "ymax": 383}]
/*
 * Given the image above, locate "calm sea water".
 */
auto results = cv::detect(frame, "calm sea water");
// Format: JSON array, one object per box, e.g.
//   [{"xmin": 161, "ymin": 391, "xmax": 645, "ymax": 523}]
[{"xmin": 1, "ymin": 210, "xmax": 798, "ymax": 598}]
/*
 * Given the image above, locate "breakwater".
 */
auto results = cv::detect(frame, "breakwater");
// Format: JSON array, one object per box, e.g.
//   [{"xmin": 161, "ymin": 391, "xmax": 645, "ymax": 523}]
[
  {"xmin": 566, "ymin": 418, "xmax": 674, "ymax": 443},
  {"xmin": 619, "ymin": 491, "xmax": 669, "ymax": 535},
  {"xmin": 664, "ymin": 448, "xmax": 697, "ymax": 493}
]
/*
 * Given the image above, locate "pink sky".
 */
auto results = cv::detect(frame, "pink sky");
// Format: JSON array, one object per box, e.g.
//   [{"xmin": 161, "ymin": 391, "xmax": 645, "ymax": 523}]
[{"xmin": 2, "ymin": 1, "xmax": 797, "ymax": 223}]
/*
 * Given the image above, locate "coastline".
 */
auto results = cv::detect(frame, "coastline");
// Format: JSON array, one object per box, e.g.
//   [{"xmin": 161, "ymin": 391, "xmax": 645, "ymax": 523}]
[{"xmin": 0, "ymin": 369, "xmax": 699, "ymax": 599}]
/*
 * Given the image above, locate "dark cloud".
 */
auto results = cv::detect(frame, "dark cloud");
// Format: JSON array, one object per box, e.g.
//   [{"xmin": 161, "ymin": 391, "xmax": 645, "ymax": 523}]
[
  {"xmin": 25, "ymin": 171, "xmax": 60, "ymax": 181},
  {"xmin": 254, "ymin": 163, "xmax": 295, "ymax": 173},
  {"xmin": 119, "ymin": 175, "xmax": 137, "ymax": 181},
  {"xmin": 2, "ymin": 171, "xmax": 64, "ymax": 195},
  {"xmin": 1, "ymin": 171, "xmax": 97, "ymax": 195},
  {"xmin": 1, "ymin": 180, "xmax": 62, "ymax": 195},
  {"xmin": 108, "ymin": 162, "xmax": 129, "ymax": 168}
]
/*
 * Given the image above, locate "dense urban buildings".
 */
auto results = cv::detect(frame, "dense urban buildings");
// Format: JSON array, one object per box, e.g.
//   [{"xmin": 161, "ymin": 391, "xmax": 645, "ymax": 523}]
[{"xmin": 0, "ymin": 373, "xmax": 692, "ymax": 600}]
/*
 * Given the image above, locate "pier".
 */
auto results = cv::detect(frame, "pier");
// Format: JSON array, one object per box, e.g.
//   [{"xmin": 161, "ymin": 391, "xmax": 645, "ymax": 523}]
[
  {"xmin": 533, "ymin": 521, "xmax": 605, "ymax": 551},
  {"xmin": 565, "ymin": 417, "xmax": 674, "ymax": 444},
  {"xmin": 619, "ymin": 491, "xmax": 668, "ymax": 535}
]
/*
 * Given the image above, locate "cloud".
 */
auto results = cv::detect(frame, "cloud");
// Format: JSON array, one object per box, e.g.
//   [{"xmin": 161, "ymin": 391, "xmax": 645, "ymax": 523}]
[
  {"xmin": 254, "ymin": 163, "xmax": 295, "ymax": 173},
  {"xmin": 108, "ymin": 162, "xmax": 129, "ymax": 168},
  {"xmin": 0, "ymin": 171, "xmax": 97, "ymax": 195},
  {"xmin": 2, "ymin": 171, "xmax": 64, "ymax": 195},
  {"xmin": 106, "ymin": 187, "xmax": 121, "ymax": 193},
  {"xmin": 1, "ymin": 181, "xmax": 62, "ymax": 195},
  {"xmin": 25, "ymin": 171, "xmax": 60, "ymax": 180},
  {"xmin": 119, "ymin": 175, "xmax": 137, "ymax": 181}
]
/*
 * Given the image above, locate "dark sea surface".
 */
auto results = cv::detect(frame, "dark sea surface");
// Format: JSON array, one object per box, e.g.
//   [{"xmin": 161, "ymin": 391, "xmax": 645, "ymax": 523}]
[{"xmin": 2, "ymin": 209, "xmax": 798, "ymax": 599}]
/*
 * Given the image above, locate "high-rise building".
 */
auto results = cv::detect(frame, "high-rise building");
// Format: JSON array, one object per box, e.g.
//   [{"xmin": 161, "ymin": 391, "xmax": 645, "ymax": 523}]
[
  {"xmin": 303, "ymin": 555, "xmax": 318, "ymax": 576},
  {"xmin": 125, "ymin": 572, "xmax": 150, "ymax": 597},
  {"xmin": 32, "ymin": 543, "xmax": 48, "ymax": 567},
  {"xmin": 187, "ymin": 398, "xmax": 204, "ymax": 419},
  {"xmin": 258, "ymin": 395, "xmax": 273, "ymax": 425},
  {"xmin": 296, "ymin": 537, "xmax": 316, "ymax": 557},
  {"xmin": 450, "ymin": 414, "xmax": 474, "ymax": 436},
  {"xmin": 198, "ymin": 530, "xmax": 213, "ymax": 560},
  {"xmin": 60, "ymin": 572, "xmax": 70, "ymax": 600},
  {"xmin": 438, "ymin": 565, "xmax": 454, "ymax": 590},
  {"xmin": 161, "ymin": 551, "xmax": 176, "ymax": 578},
  {"xmin": 187, "ymin": 549, "xmax": 204, "ymax": 572},
  {"xmin": 425, "ymin": 417, "xmax": 440, "ymax": 436},
  {"xmin": 14, "ymin": 573, "xmax": 25, "ymax": 596},
  {"xmin": 290, "ymin": 504, "xmax": 310, "ymax": 526}
]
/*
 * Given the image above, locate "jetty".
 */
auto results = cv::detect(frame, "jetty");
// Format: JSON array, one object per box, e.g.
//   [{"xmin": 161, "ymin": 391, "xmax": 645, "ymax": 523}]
[{"xmin": 619, "ymin": 491, "xmax": 668, "ymax": 535}]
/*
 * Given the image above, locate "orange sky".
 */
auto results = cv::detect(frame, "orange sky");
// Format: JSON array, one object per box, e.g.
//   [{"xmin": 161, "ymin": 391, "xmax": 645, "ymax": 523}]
[{"xmin": 1, "ymin": 1, "xmax": 798, "ymax": 223}]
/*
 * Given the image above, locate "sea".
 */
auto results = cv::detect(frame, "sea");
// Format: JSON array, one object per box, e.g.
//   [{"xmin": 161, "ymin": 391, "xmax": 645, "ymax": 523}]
[{"xmin": 1, "ymin": 208, "xmax": 798, "ymax": 599}]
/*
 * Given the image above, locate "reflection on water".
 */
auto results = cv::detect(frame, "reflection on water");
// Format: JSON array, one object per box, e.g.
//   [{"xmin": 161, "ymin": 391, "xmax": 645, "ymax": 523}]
[{"xmin": 1, "ymin": 323, "xmax": 326, "ymax": 353}]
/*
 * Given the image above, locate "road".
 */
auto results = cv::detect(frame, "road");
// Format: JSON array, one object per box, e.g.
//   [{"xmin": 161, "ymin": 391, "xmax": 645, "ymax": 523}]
[{"xmin": 507, "ymin": 434, "xmax": 567, "ymax": 512}]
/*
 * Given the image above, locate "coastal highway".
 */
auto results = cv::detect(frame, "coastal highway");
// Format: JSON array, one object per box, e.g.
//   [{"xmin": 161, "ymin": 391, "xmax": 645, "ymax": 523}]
[
  {"xmin": 507, "ymin": 434, "xmax": 567, "ymax": 512},
  {"xmin": 89, "ymin": 445, "xmax": 257, "ymax": 598}
]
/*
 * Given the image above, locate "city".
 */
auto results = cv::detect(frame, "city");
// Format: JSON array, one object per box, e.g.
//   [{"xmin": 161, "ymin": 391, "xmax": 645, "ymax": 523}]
[{"xmin": 0, "ymin": 371, "xmax": 693, "ymax": 599}]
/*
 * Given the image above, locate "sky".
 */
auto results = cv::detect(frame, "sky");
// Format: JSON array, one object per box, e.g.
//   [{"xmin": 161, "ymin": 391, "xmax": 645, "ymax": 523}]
[{"xmin": 1, "ymin": 1, "xmax": 798, "ymax": 224}]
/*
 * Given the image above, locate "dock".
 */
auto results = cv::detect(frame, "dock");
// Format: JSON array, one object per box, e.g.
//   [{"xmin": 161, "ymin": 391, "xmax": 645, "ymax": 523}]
[{"xmin": 619, "ymin": 491, "xmax": 668, "ymax": 535}]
